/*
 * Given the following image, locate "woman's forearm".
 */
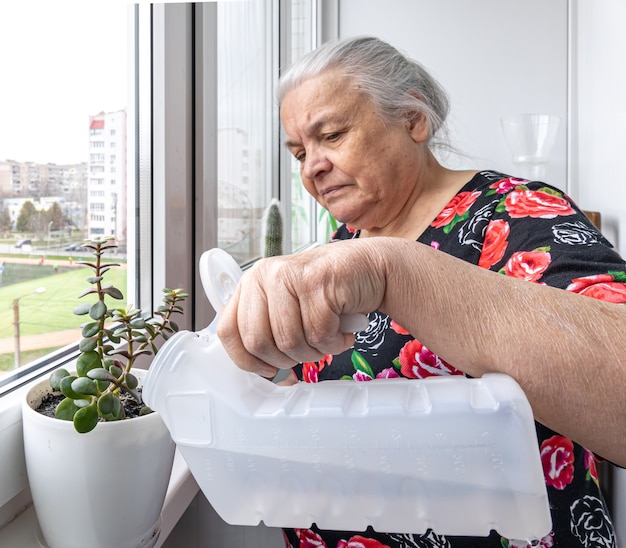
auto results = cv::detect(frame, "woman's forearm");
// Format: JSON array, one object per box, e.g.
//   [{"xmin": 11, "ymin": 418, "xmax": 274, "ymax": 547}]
[{"xmin": 374, "ymin": 238, "xmax": 626, "ymax": 466}]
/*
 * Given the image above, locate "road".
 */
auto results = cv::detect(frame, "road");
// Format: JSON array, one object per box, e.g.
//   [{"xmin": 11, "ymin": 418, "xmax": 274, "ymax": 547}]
[{"xmin": 0, "ymin": 328, "xmax": 82, "ymax": 354}]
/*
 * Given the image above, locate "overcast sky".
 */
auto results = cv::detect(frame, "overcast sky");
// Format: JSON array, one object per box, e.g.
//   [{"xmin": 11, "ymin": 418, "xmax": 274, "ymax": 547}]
[{"xmin": 0, "ymin": 1, "xmax": 128, "ymax": 165}]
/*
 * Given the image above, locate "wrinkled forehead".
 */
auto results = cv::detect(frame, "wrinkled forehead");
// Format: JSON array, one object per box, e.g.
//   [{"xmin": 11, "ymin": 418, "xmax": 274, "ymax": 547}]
[
  {"xmin": 280, "ymin": 71, "xmax": 373, "ymax": 122},
  {"xmin": 281, "ymin": 74, "xmax": 374, "ymax": 138}
]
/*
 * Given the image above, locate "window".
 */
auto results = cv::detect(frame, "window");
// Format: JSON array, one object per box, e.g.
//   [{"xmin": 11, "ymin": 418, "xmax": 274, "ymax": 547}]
[
  {"xmin": 0, "ymin": 1, "xmax": 129, "ymax": 385},
  {"xmin": 0, "ymin": 0, "xmax": 318, "ymax": 389}
]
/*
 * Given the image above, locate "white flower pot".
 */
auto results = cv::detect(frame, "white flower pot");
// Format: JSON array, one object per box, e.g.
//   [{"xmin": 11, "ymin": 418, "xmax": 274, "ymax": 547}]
[{"xmin": 22, "ymin": 369, "xmax": 176, "ymax": 548}]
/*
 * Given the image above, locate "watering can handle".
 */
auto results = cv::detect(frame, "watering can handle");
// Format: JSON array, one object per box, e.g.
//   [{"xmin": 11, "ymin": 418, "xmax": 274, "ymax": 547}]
[{"xmin": 199, "ymin": 248, "xmax": 369, "ymax": 333}]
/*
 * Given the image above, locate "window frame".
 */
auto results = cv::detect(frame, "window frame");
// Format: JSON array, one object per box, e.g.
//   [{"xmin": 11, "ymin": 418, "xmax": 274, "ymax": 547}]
[{"xmin": 0, "ymin": 0, "xmax": 324, "ymax": 534}]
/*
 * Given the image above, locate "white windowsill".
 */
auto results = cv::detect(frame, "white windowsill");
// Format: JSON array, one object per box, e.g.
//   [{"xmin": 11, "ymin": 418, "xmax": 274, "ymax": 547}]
[{"xmin": 0, "ymin": 449, "xmax": 198, "ymax": 547}]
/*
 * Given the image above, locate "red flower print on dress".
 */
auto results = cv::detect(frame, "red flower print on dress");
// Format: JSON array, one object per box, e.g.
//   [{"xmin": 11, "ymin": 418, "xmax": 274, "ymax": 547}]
[
  {"xmin": 478, "ymin": 219, "xmax": 510, "ymax": 269},
  {"xmin": 376, "ymin": 368, "xmax": 400, "ymax": 379},
  {"xmin": 431, "ymin": 190, "xmax": 481, "ymax": 232},
  {"xmin": 302, "ymin": 355, "xmax": 333, "ymax": 383},
  {"xmin": 567, "ymin": 273, "xmax": 626, "ymax": 303},
  {"xmin": 390, "ymin": 320, "xmax": 408, "ymax": 335},
  {"xmin": 541, "ymin": 435, "xmax": 575, "ymax": 490},
  {"xmin": 503, "ymin": 249, "xmax": 551, "ymax": 282},
  {"xmin": 353, "ymin": 370, "xmax": 373, "ymax": 382},
  {"xmin": 585, "ymin": 449, "xmax": 600, "ymax": 485},
  {"xmin": 505, "ymin": 189, "xmax": 575, "ymax": 219},
  {"xmin": 337, "ymin": 536, "xmax": 391, "ymax": 548},
  {"xmin": 295, "ymin": 528, "xmax": 328, "ymax": 547},
  {"xmin": 398, "ymin": 339, "xmax": 463, "ymax": 378},
  {"xmin": 489, "ymin": 177, "xmax": 524, "ymax": 195}
]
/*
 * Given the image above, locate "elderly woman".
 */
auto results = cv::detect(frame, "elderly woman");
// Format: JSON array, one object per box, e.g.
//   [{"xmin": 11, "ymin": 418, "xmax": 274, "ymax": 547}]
[{"xmin": 219, "ymin": 37, "xmax": 625, "ymax": 547}]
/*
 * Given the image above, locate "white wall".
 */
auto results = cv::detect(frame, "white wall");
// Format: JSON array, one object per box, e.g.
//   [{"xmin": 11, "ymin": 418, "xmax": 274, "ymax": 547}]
[
  {"xmin": 573, "ymin": 0, "xmax": 626, "ymax": 254},
  {"xmin": 338, "ymin": 0, "xmax": 569, "ymax": 186}
]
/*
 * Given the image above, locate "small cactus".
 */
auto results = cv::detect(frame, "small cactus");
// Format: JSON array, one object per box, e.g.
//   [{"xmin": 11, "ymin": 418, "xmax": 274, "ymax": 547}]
[{"xmin": 263, "ymin": 198, "xmax": 283, "ymax": 258}]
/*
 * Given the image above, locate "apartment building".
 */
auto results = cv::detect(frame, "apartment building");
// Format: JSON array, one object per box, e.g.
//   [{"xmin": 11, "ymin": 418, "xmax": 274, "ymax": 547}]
[
  {"xmin": 87, "ymin": 109, "xmax": 127, "ymax": 245},
  {"xmin": 0, "ymin": 160, "xmax": 87, "ymax": 199}
]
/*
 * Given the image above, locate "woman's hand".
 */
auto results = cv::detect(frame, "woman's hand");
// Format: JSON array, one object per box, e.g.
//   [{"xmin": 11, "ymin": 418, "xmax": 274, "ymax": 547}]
[{"xmin": 217, "ymin": 240, "xmax": 386, "ymax": 378}]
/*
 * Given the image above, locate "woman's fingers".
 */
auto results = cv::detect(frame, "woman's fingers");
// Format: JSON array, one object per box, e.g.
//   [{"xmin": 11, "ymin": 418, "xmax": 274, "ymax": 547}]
[
  {"xmin": 218, "ymin": 257, "xmax": 357, "ymax": 373},
  {"xmin": 217, "ymin": 287, "xmax": 281, "ymax": 378}
]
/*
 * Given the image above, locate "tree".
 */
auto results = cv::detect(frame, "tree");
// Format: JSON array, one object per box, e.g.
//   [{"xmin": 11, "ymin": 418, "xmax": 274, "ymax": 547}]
[
  {"xmin": 16, "ymin": 200, "xmax": 36, "ymax": 233},
  {"xmin": 46, "ymin": 201, "xmax": 65, "ymax": 230},
  {"xmin": 0, "ymin": 204, "xmax": 11, "ymax": 234}
]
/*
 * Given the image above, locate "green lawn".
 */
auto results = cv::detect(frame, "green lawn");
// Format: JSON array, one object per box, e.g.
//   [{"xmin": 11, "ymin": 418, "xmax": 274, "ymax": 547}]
[
  {"xmin": 0, "ymin": 264, "xmax": 128, "ymax": 336},
  {"xmin": 0, "ymin": 347, "xmax": 64, "ymax": 371}
]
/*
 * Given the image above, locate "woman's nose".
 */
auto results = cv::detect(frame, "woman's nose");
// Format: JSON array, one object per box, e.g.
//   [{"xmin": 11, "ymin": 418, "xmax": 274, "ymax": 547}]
[{"xmin": 301, "ymin": 147, "xmax": 331, "ymax": 180}]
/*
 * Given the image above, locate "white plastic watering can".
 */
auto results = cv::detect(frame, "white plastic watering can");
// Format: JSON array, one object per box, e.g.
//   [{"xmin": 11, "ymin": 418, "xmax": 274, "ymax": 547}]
[{"xmin": 142, "ymin": 248, "xmax": 551, "ymax": 541}]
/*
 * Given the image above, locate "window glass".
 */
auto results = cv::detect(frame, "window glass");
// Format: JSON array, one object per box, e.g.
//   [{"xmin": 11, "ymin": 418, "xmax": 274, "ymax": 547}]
[
  {"xmin": 216, "ymin": 0, "xmax": 318, "ymax": 263},
  {"xmin": 0, "ymin": 2, "xmax": 129, "ymax": 381},
  {"xmin": 217, "ymin": 2, "xmax": 272, "ymax": 264},
  {"xmin": 288, "ymin": 0, "xmax": 320, "ymax": 251}
]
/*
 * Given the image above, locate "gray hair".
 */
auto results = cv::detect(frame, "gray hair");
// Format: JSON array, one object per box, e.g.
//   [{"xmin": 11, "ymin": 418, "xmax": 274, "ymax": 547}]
[{"xmin": 277, "ymin": 36, "xmax": 450, "ymax": 148}]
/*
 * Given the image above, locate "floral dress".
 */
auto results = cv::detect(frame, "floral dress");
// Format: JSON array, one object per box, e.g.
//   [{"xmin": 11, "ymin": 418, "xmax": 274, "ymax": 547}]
[{"xmin": 282, "ymin": 171, "xmax": 623, "ymax": 548}]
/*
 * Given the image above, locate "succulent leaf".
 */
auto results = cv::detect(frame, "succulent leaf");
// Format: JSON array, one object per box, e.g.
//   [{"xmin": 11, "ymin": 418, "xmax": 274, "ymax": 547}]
[
  {"xmin": 71, "ymin": 377, "xmax": 99, "ymax": 396},
  {"xmin": 79, "ymin": 337, "xmax": 98, "ymax": 352},
  {"xmin": 73, "ymin": 303, "xmax": 92, "ymax": 316},
  {"xmin": 73, "ymin": 404, "xmax": 99, "ymax": 433},
  {"xmin": 87, "ymin": 368, "xmax": 117, "ymax": 383},
  {"xmin": 77, "ymin": 288, "xmax": 98, "ymax": 299},
  {"xmin": 127, "ymin": 386, "xmax": 142, "ymax": 404},
  {"xmin": 97, "ymin": 393, "xmax": 116, "ymax": 416},
  {"xmin": 55, "ymin": 398, "xmax": 80, "ymax": 421},
  {"xmin": 59, "ymin": 375, "xmax": 82, "ymax": 399},
  {"xmin": 126, "ymin": 373, "xmax": 139, "ymax": 390},
  {"xmin": 89, "ymin": 300, "xmax": 107, "ymax": 320},
  {"xmin": 76, "ymin": 350, "xmax": 101, "ymax": 376},
  {"xmin": 112, "ymin": 397, "xmax": 124, "ymax": 420},
  {"xmin": 49, "ymin": 368, "xmax": 70, "ymax": 391},
  {"xmin": 103, "ymin": 286, "xmax": 124, "ymax": 300},
  {"xmin": 81, "ymin": 322, "xmax": 101, "ymax": 338}
]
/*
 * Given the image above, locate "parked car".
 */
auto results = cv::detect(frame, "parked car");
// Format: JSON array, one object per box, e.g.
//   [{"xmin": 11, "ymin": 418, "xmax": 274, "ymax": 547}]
[
  {"xmin": 15, "ymin": 238, "xmax": 32, "ymax": 248},
  {"xmin": 65, "ymin": 242, "xmax": 84, "ymax": 251}
]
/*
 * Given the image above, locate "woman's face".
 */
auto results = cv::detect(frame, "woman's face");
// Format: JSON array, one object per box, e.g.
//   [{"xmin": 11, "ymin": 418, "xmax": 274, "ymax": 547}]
[{"xmin": 281, "ymin": 70, "xmax": 429, "ymax": 230}]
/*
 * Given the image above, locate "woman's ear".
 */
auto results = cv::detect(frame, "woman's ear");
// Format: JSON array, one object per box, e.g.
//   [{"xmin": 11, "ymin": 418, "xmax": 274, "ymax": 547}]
[
  {"xmin": 406, "ymin": 110, "xmax": 430, "ymax": 143},
  {"xmin": 404, "ymin": 90, "xmax": 430, "ymax": 143}
]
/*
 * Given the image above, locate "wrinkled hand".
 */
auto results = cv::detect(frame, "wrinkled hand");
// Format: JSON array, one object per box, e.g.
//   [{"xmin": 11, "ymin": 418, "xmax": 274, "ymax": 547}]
[{"xmin": 217, "ymin": 240, "xmax": 386, "ymax": 377}]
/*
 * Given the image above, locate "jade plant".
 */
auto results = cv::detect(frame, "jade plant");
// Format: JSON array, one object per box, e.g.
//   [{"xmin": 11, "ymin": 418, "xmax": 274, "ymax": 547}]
[{"xmin": 49, "ymin": 237, "xmax": 188, "ymax": 433}]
